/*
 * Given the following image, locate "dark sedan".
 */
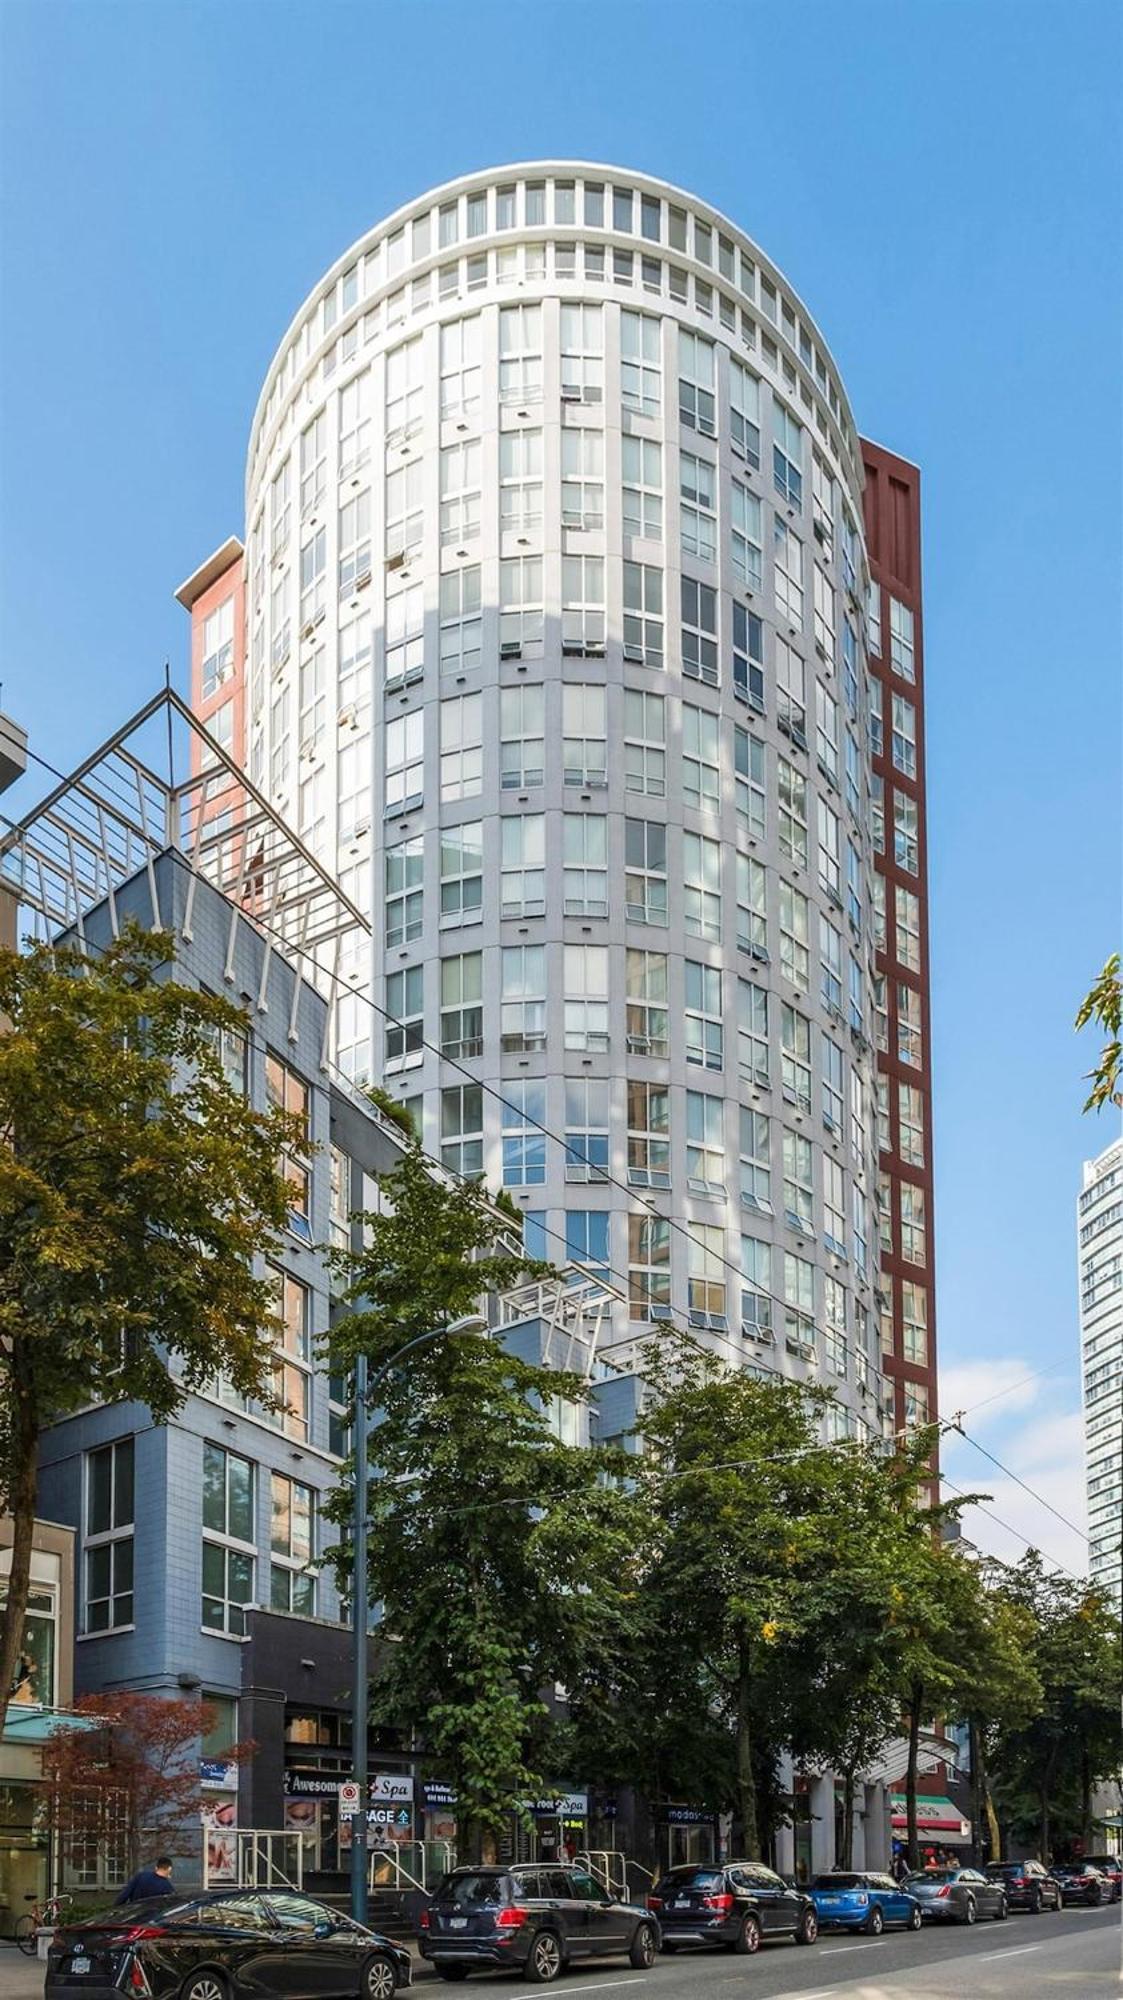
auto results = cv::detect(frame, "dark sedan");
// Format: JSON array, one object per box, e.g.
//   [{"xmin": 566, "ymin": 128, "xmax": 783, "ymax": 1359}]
[
  {"xmin": 1051, "ymin": 1862, "xmax": 1110, "ymax": 1906},
  {"xmin": 46, "ymin": 1890, "xmax": 410, "ymax": 2000},
  {"xmin": 906, "ymin": 1866, "xmax": 1007, "ymax": 1924},
  {"xmin": 983, "ymin": 1860, "xmax": 1061, "ymax": 1912},
  {"xmin": 1082, "ymin": 1855, "xmax": 1122, "ymax": 1902},
  {"xmin": 648, "ymin": 1862, "xmax": 818, "ymax": 1955},
  {"xmin": 419, "ymin": 1864, "xmax": 658, "ymax": 1983}
]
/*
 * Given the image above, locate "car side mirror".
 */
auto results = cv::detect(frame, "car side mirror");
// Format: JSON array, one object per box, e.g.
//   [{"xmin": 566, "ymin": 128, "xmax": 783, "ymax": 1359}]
[{"xmin": 313, "ymin": 1921, "xmax": 337, "ymax": 1940}]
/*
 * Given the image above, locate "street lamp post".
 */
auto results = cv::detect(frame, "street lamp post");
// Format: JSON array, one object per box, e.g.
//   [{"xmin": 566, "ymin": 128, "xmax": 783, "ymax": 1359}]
[{"xmin": 349, "ymin": 1316, "xmax": 486, "ymax": 1924}]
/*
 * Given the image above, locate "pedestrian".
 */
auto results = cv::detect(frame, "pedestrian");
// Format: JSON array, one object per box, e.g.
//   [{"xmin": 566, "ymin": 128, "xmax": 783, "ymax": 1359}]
[
  {"xmin": 892, "ymin": 1850, "xmax": 909, "ymax": 1883},
  {"xmin": 115, "ymin": 1857, "xmax": 175, "ymax": 1905}
]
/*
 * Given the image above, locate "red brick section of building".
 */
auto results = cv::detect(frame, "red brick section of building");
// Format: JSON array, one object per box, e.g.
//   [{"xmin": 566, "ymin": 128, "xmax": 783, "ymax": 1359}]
[
  {"xmin": 861, "ymin": 442, "xmax": 938, "ymax": 1448},
  {"xmin": 176, "ymin": 536, "xmax": 246, "ymax": 764}
]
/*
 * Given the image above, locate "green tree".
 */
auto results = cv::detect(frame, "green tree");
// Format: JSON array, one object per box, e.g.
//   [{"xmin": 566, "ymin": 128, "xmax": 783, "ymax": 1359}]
[
  {"xmin": 0, "ymin": 927, "xmax": 302, "ymax": 1718},
  {"xmin": 1075, "ymin": 951, "xmax": 1122, "ymax": 1111},
  {"xmin": 326, "ymin": 1138, "xmax": 637, "ymax": 1856}
]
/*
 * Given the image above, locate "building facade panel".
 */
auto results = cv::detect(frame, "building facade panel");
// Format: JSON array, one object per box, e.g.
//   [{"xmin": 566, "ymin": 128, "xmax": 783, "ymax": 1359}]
[{"xmin": 1078, "ymin": 1137, "xmax": 1123, "ymax": 1605}]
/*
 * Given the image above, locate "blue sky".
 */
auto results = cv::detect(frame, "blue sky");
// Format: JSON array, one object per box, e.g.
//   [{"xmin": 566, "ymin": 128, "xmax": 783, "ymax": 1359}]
[{"xmin": 1, "ymin": 0, "xmax": 1119, "ymax": 1571}]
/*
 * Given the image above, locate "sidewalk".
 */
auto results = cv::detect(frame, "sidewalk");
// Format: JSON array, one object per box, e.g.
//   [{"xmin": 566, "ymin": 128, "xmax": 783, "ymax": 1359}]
[{"xmin": 0, "ymin": 1952, "xmax": 45, "ymax": 2000}]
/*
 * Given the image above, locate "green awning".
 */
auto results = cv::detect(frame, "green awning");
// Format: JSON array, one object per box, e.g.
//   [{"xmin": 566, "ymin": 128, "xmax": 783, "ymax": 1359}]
[
  {"xmin": 3, "ymin": 1705, "xmax": 102, "ymax": 1745},
  {"xmin": 890, "ymin": 1794, "xmax": 971, "ymax": 1836}
]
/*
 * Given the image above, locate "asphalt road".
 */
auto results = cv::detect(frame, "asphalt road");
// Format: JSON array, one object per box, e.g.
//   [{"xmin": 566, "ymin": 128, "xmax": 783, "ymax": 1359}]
[{"xmin": 411, "ymin": 1904, "xmax": 1120, "ymax": 1996}]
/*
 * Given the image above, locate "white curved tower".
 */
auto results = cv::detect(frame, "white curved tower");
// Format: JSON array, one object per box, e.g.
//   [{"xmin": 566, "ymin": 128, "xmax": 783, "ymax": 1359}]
[{"xmin": 238, "ymin": 165, "xmax": 886, "ymax": 1429}]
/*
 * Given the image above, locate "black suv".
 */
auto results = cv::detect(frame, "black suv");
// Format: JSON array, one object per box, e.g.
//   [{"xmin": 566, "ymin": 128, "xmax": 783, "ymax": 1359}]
[
  {"xmin": 649, "ymin": 1862, "xmax": 818, "ymax": 1955},
  {"xmin": 983, "ymin": 1861, "xmax": 1061, "ymax": 1912},
  {"xmin": 1082, "ymin": 1854, "xmax": 1123, "ymax": 1902},
  {"xmin": 419, "ymin": 1864, "xmax": 659, "ymax": 1983}
]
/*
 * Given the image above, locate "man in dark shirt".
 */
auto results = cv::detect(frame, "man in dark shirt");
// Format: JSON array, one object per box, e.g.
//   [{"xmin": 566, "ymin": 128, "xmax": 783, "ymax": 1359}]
[{"xmin": 115, "ymin": 1858, "xmax": 175, "ymax": 1905}]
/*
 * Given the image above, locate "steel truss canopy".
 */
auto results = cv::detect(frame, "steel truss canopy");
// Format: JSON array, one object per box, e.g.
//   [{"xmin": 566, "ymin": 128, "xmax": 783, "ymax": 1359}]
[{"xmin": 0, "ymin": 687, "xmax": 371, "ymax": 978}]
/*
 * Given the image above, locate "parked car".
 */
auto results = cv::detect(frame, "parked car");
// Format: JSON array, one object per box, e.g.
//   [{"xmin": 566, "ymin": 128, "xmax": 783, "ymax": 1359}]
[
  {"xmin": 418, "ymin": 1864, "xmax": 658, "ymax": 1984},
  {"xmin": 807, "ymin": 1871, "xmax": 922, "ymax": 1934},
  {"xmin": 1081, "ymin": 1855, "xmax": 1123, "ymax": 1902},
  {"xmin": 983, "ymin": 1861, "xmax": 1061, "ymax": 1913},
  {"xmin": 647, "ymin": 1861, "xmax": 818, "ymax": 1954},
  {"xmin": 1051, "ymin": 1862, "xmax": 1109, "ymax": 1906},
  {"xmin": 46, "ymin": 1890, "xmax": 411, "ymax": 2000},
  {"xmin": 906, "ymin": 1866, "xmax": 1007, "ymax": 1924}
]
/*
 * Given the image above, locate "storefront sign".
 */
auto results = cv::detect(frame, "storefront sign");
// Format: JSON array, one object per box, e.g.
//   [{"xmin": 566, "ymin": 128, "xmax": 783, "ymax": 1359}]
[
  {"xmin": 370, "ymin": 1772, "xmax": 414, "ymax": 1805},
  {"xmin": 529, "ymin": 1791, "xmax": 587, "ymax": 1818},
  {"xmin": 368, "ymin": 1806, "xmax": 412, "ymax": 1829},
  {"xmin": 200, "ymin": 1759, "xmax": 239, "ymax": 1791},
  {"xmin": 422, "ymin": 1781, "xmax": 457, "ymax": 1808},
  {"xmin": 656, "ymin": 1805, "xmax": 715, "ymax": 1825},
  {"xmin": 284, "ymin": 1768, "xmax": 356, "ymax": 1799}
]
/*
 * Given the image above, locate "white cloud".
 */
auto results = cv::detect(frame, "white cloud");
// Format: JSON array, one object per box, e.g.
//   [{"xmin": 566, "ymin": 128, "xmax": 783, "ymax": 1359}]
[
  {"xmin": 938, "ymin": 1355, "xmax": 1044, "ymax": 1426},
  {"xmin": 942, "ymin": 1404, "xmax": 1089, "ymax": 1581}
]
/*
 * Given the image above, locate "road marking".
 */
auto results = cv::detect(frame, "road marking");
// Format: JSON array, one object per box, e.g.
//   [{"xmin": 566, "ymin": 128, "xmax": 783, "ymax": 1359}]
[
  {"xmin": 979, "ymin": 1943, "xmax": 1043, "ymax": 1960},
  {"xmin": 818, "ymin": 1940, "xmax": 885, "ymax": 1953},
  {"xmin": 504, "ymin": 1983, "xmax": 644, "ymax": 1998}
]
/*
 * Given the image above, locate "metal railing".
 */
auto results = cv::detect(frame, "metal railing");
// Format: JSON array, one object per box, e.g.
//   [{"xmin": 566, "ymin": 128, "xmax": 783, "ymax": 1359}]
[
  {"xmin": 574, "ymin": 1850, "xmax": 629, "ymax": 1900},
  {"xmin": 206, "ymin": 1830, "xmax": 307, "ymax": 1892},
  {"xmin": 367, "ymin": 1838, "xmax": 457, "ymax": 1897}
]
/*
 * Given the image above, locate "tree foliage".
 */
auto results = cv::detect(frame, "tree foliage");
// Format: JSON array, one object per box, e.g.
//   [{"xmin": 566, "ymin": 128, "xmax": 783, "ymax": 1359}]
[
  {"xmin": 0, "ymin": 926, "xmax": 302, "ymax": 1718},
  {"xmin": 1075, "ymin": 951, "xmax": 1122, "ymax": 1111}
]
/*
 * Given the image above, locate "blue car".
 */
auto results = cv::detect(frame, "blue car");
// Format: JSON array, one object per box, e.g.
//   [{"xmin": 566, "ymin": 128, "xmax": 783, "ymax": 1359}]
[{"xmin": 808, "ymin": 1871, "xmax": 922, "ymax": 1935}]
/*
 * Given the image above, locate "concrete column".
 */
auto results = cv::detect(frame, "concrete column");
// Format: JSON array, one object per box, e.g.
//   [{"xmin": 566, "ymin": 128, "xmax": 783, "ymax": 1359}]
[
  {"xmin": 809, "ymin": 1772, "xmax": 835, "ymax": 1875},
  {"xmin": 851, "ymin": 1792, "xmax": 866, "ymax": 1869},
  {"xmin": 864, "ymin": 1782, "xmax": 890, "ymax": 1870}
]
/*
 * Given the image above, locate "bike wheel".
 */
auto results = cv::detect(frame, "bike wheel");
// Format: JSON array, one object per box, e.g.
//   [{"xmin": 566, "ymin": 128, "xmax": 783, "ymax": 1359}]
[{"xmin": 15, "ymin": 1915, "xmax": 38, "ymax": 1957}]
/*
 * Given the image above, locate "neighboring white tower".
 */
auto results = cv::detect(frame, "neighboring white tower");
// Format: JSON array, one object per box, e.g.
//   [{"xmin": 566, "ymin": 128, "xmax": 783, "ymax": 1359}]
[
  {"xmin": 242, "ymin": 165, "xmax": 889, "ymax": 1434},
  {"xmin": 1078, "ymin": 1136, "xmax": 1123, "ymax": 1605}
]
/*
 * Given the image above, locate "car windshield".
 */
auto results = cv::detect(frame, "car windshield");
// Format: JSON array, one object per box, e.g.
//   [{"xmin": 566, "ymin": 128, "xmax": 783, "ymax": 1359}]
[
  {"xmin": 436, "ymin": 1874, "xmax": 504, "ymax": 1907},
  {"xmin": 1085, "ymin": 1857, "xmax": 1117, "ymax": 1869},
  {"xmin": 812, "ymin": 1875, "xmax": 862, "ymax": 1890}
]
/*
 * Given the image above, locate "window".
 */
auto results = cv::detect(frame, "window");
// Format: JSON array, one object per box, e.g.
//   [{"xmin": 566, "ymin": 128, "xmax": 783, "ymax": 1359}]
[
  {"xmin": 683, "ymin": 831, "xmax": 721, "ymax": 940},
  {"xmin": 902, "ymin": 1281, "xmax": 928, "ymax": 1365},
  {"xmin": 564, "ymin": 943, "xmax": 609, "ymax": 1049},
  {"xmin": 889, "ymin": 597, "xmax": 915, "ymax": 680},
  {"xmin": 564, "ymin": 1078, "xmax": 610, "ymax": 1179},
  {"xmin": 821, "ymin": 1033, "xmax": 844, "ymax": 1136},
  {"xmin": 852, "ymin": 1183, "xmax": 869, "ymax": 1279},
  {"xmin": 823, "ymin": 1155, "xmax": 847, "ymax": 1257},
  {"xmin": 900, "ymin": 1183, "xmax": 927, "ymax": 1266},
  {"xmin": 338, "ymin": 374, "xmax": 370, "ymax": 482},
  {"xmin": 563, "ymin": 813, "xmax": 608, "ymax": 915},
  {"xmin": 681, "ymin": 577, "xmax": 718, "ymax": 684},
  {"xmin": 779, "ymin": 881, "xmax": 809, "ymax": 989},
  {"xmin": 500, "ymin": 684, "xmax": 544, "ymax": 788},
  {"xmin": 845, "ymin": 729, "xmax": 861, "ymax": 820},
  {"xmin": 623, "ymin": 561, "xmax": 664, "ymax": 666},
  {"xmin": 737, "ymin": 1107, "xmax": 772, "ymax": 1216},
  {"xmin": 622, "ymin": 435, "xmax": 662, "ymax": 539},
  {"xmin": 729, "ymin": 360, "xmax": 761, "ymax": 467},
  {"xmin": 686, "ymin": 1091, "xmax": 725, "ymax": 1194},
  {"xmin": 741, "ymin": 1234, "xmax": 772, "ymax": 1334},
  {"xmin": 878, "ymin": 1171, "xmax": 894, "ymax": 1255},
  {"xmin": 894, "ymin": 789, "xmax": 919, "ymax": 873},
  {"xmin": 625, "ymin": 818, "xmax": 667, "ymax": 925},
  {"xmin": 738, "ymin": 978, "xmax": 769, "ymax": 1087},
  {"xmin": 781, "ymin": 1003, "xmax": 812, "ymax": 1111},
  {"xmin": 867, "ymin": 579, "xmax": 882, "ymax": 656},
  {"xmin": 818, "ymin": 798, "xmax": 841, "ymax": 901},
  {"xmin": 385, "ymin": 461, "xmax": 423, "ymax": 563},
  {"xmin": 385, "ymin": 338, "xmax": 424, "ymax": 441},
  {"xmin": 624, "ymin": 689, "xmax": 665, "ymax": 795},
  {"xmin": 812, "ymin": 454, "xmax": 835, "ymax": 555},
  {"xmin": 501, "ymin": 944, "xmax": 546, "ymax": 1050},
  {"xmin": 384, "ymin": 581, "xmax": 423, "ymax": 690},
  {"xmin": 265, "ymin": 1054, "xmax": 311, "ymax": 1235},
  {"xmin": 629, "ymin": 1212, "xmax": 670, "ymax": 1321},
  {"xmin": 628, "ymin": 1079, "xmax": 670, "ymax": 1186},
  {"xmin": 441, "ymin": 1083, "xmax": 483, "ymax": 1176},
  {"xmin": 868, "ymin": 676, "xmax": 883, "ymax": 761},
  {"xmin": 299, "ymin": 527, "xmax": 326, "ymax": 632},
  {"xmin": 562, "ymin": 555, "xmax": 605, "ymax": 651},
  {"xmin": 85, "ymin": 1438, "xmax": 134, "ymax": 1632},
  {"xmin": 679, "ymin": 330, "xmax": 716, "ymax": 435},
  {"xmin": 729, "ymin": 733, "xmax": 763, "ymax": 844},
  {"xmin": 560, "ymin": 302, "xmax": 604, "ymax": 402},
  {"xmin": 824, "ymin": 1276, "xmax": 847, "ymax": 1376},
  {"xmin": 842, "ymin": 617, "xmax": 859, "ymax": 718},
  {"xmin": 680, "ymin": 451, "xmax": 717, "ymax": 562},
  {"xmin": 626, "ymin": 948, "xmax": 669, "ymax": 1056},
  {"xmin": 561, "ymin": 429, "xmax": 605, "ymax": 530},
  {"xmin": 502, "ymin": 1081, "xmax": 547, "ymax": 1186},
  {"xmin": 500, "ymin": 428, "xmax": 544, "ymax": 537},
  {"xmin": 299, "ymin": 414, "xmax": 326, "ymax": 519},
  {"xmin": 813, "ymin": 568, "xmax": 836, "ymax": 665},
  {"xmin": 783, "ymin": 1129, "xmax": 814, "ymax": 1233},
  {"xmin": 685, "ymin": 960, "xmax": 723, "ymax": 1069},
  {"xmin": 499, "ymin": 304, "xmax": 543, "ymax": 405},
  {"xmin": 895, "ymin": 884, "xmax": 921, "ymax": 971},
  {"xmin": 566, "ymin": 1211, "xmax": 609, "ymax": 1285},
  {"xmin": 820, "ymin": 916, "xmax": 843, "ymax": 1015},
  {"xmin": 270, "ymin": 1474, "xmax": 315, "ymax": 1616},
  {"xmin": 688, "ymin": 1223, "xmax": 726, "ymax": 1321},
  {"xmin": 384, "ymin": 710, "xmax": 424, "ymax": 814},
  {"xmin": 621, "ymin": 310, "xmax": 661, "ymax": 418},
  {"xmin": 440, "ymin": 952, "xmax": 483, "ymax": 1059},
  {"xmin": 339, "ymin": 613, "xmax": 373, "ymax": 723},
  {"xmin": 202, "ymin": 1444, "xmax": 255, "ymax": 1636},
  {"xmin": 271, "ymin": 456, "xmax": 292, "ymax": 559},
  {"xmin": 554, "ymin": 179, "xmax": 576, "ymax": 224},
  {"xmin": 871, "ymin": 772, "xmax": 885, "ymax": 853},
  {"xmin": 783, "ymin": 1250, "xmax": 814, "ymax": 1348},
  {"xmin": 899, "ymin": 1082, "xmax": 925, "ymax": 1166},
  {"xmin": 773, "ymin": 518, "xmax": 804, "ymax": 630},
  {"xmin": 773, "ymin": 398, "xmax": 804, "ymax": 507},
  {"xmin": 439, "ymin": 565, "xmax": 482, "ymax": 676},
  {"xmin": 440, "ymin": 820, "xmax": 483, "ymax": 924},
  {"xmin": 439, "ymin": 315, "xmax": 481, "ymax": 422},
  {"xmin": 201, "ymin": 599, "xmax": 234, "ymax": 700},
  {"xmin": 563, "ymin": 684, "xmax": 607, "ymax": 788},
  {"xmin": 501, "ymin": 814, "xmax": 545, "ymax": 916},
  {"xmin": 682, "ymin": 703, "xmax": 720, "ymax": 812},
  {"xmin": 778, "ymin": 757, "xmax": 807, "ymax": 867},
  {"xmin": 439, "ymin": 439, "xmax": 481, "ymax": 549},
  {"xmin": 734, "ymin": 851, "xmax": 767, "ymax": 961},
  {"xmin": 337, "ymin": 492, "xmax": 372, "ymax": 602},
  {"xmin": 891, "ymin": 692, "xmax": 917, "ymax": 777},
  {"xmin": 733, "ymin": 603, "xmax": 764, "ymax": 709},
  {"xmin": 731, "ymin": 481, "xmax": 762, "ymax": 588},
  {"xmin": 385, "ymin": 965, "xmax": 423, "ymax": 1070},
  {"xmin": 440, "ymin": 693, "xmax": 482, "ymax": 803},
  {"xmin": 385, "ymin": 836, "xmax": 423, "ymax": 947},
  {"xmin": 500, "ymin": 555, "xmax": 544, "ymax": 655}
]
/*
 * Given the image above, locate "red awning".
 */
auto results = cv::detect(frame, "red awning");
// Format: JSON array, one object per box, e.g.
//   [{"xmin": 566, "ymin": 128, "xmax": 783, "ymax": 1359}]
[{"xmin": 890, "ymin": 1795, "xmax": 970, "ymax": 1837}]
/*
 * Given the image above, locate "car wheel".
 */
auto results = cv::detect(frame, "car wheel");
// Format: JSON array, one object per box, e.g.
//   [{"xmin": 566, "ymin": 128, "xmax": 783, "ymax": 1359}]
[
  {"xmin": 525, "ymin": 1930, "xmax": 563, "ymax": 1984},
  {"xmin": 181, "ymin": 1976, "xmax": 228, "ymax": 2000},
  {"xmin": 908, "ymin": 1905, "xmax": 922, "ymax": 1931},
  {"xmin": 733, "ymin": 1913, "xmax": 762, "ymax": 1955},
  {"xmin": 865, "ymin": 1905, "xmax": 884, "ymax": 1937},
  {"xmin": 1031, "ymin": 1890, "xmax": 1042, "ymax": 1913},
  {"xmin": 363, "ymin": 1956, "xmax": 399, "ymax": 2000},
  {"xmin": 796, "ymin": 1909, "xmax": 818, "ymax": 1945},
  {"xmin": 963, "ymin": 1898, "xmax": 977, "ymax": 1925},
  {"xmin": 995, "ymin": 1898, "xmax": 1008, "ymax": 1922},
  {"xmin": 629, "ymin": 1922, "xmax": 658, "ymax": 1970}
]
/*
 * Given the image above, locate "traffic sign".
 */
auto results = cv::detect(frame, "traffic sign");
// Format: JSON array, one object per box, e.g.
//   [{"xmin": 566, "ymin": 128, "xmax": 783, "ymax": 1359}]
[{"xmin": 338, "ymin": 1782, "xmax": 361, "ymax": 1818}]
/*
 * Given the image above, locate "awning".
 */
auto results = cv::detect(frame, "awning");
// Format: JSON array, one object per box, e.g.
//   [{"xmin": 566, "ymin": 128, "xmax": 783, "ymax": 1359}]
[
  {"xmin": 890, "ymin": 1794, "xmax": 971, "ymax": 1839},
  {"xmin": 3, "ymin": 1704, "xmax": 102, "ymax": 1746}
]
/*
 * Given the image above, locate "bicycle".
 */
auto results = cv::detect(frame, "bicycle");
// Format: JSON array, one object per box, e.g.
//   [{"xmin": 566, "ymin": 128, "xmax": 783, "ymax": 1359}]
[{"xmin": 15, "ymin": 1892, "xmax": 72, "ymax": 1955}]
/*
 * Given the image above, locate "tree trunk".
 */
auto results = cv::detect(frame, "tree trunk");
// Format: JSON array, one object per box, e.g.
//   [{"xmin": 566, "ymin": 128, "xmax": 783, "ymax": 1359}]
[
  {"xmin": 0, "ymin": 1350, "xmax": 41, "ymax": 1735},
  {"xmin": 840, "ymin": 1768, "xmax": 855, "ymax": 1870},
  {"xmin": 1040, "ymin": 1783, "xmax": 1049, "ymax": 1863},
  {"xmin": 1081, "ymin": 1747, "xmax": 1092, "ymax": 1850},
  {"xmin": 969, "ymin": 1717, "xmax": 981, "ymax": 1867},
  {"xmin": 736, "ymin": 1636, "xmax": 759, "ymax": 1861},
  {"xmin": 974, "ymin": 1726, "xmax": 1000, "ymax": 1864},
  {"xmin": 905, "ymin": 1680, "xmax": 924, "ymax": 1869}
]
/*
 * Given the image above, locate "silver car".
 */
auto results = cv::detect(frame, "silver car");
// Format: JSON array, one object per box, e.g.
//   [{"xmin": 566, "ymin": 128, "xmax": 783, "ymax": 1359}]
[{"xmin": 906, "ymin": 1866, "xmax": 1008, "ymax": 1925}]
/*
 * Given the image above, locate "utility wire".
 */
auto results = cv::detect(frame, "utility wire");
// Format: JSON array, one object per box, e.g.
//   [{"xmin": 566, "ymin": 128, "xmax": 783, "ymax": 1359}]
[
  {"xmin": 952, "ymin": 1427, "xmax": 1088, "ymax": 1544},
  {"xmin": 939, "ymin": 1474, "xmax": 1085, "ymax": 1584}
]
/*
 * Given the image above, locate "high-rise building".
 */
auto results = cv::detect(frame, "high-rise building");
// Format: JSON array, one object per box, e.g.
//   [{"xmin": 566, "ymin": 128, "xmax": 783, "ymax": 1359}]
[
  {"xmin": 1078, "ymin": 1136, "xmax": 1122, "ymax": 1605},
  {"xmin": 183, "ymin": 164, "xmax": 937, "ymax": 1459}
]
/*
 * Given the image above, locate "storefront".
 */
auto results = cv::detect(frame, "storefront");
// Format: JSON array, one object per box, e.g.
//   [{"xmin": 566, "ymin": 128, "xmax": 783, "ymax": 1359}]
[
  {"xmin": 0, "ymin": 1520, "xmax": 75, "ymax": 1933},
  {"xmin": 890, "ymin": 1793, "xmax": 972, "ymax": 1857},
  {"xmin": 655, "ymin": 1805, "xmax": 718, "ymax": 1871}
]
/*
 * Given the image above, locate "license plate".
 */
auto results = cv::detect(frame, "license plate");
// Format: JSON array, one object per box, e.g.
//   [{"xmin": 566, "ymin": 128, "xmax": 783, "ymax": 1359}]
[
  {"xmin": 70, "ymin": 1959, "xmax": 91, "ymax": 1975},
  {"xmin": 448, "ymin": 1918, "xmax": 467, "ymax": 1930},
  {"xmin": 674, "ymin": 1899, "xmax": 691, "ymax": 1909},
  {"xmin": 821, "ymin": 1897, "xmax": 840, "ymax": 1905}
]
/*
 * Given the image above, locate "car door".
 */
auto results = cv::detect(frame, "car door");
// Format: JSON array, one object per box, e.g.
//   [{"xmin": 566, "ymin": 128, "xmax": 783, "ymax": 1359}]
[
  {"xmin": 262, "ymin": 1893, "xmax": 351, "ymax": 1999},
  {"xmin": 544, "ymin": 1869, "xmax": 587, "ymax": 1960},
  {"xmin": 568, "ymin": 1868, "xmax": 624, "ymax": 1953},
  {"xmin": 197, "ymin": 1895, "xmax": 284, "ymax": 1996},
  {"xmin": 742, "ymin": 1865, "xmax": 789, "ymax": 1936}
]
